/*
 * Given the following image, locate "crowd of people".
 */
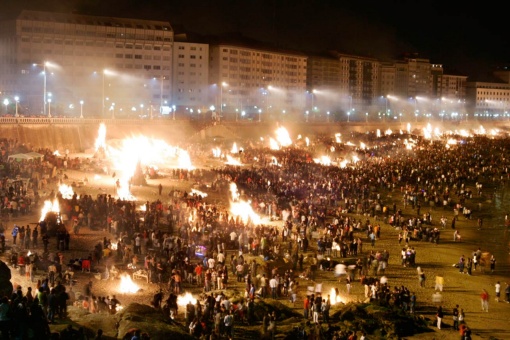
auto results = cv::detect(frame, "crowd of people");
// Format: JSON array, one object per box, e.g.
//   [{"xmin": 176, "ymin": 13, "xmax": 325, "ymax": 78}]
[{"xmin": 1, "ymin": 128, "xmax": 510, "ymax": 339}]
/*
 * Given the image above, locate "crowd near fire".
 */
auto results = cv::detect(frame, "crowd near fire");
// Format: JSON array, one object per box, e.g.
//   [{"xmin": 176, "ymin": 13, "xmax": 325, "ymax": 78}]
[{"xmin": 0, "ymin": 120, "xmax": 509, "ymax": 339}]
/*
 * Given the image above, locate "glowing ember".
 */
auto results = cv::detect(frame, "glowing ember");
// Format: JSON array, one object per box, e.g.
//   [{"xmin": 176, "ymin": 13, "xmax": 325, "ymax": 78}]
[
  {"xmin": 177, "ymin": 292, "xmax": 197, "ymax": 307},
  {"xmin": 110, "ymin": 243, "xmax": 118, "ymax": 250},
  {"xmin": 59, "ymin": 184, "xmax": 74, "ymax": 199},
  {"xmin": 40, "ymin": 199, "xmax": 59, "ymax": 222},
  {"xmin": 305, "ymin": 137, "xmax": 310, "ymax": 146},
  {"xmin": 119, "ymin": 273, "xmax": 139, "ymax": 293},
  {"xmin": 27, "ymin": 251, "xmax": 32, "ymax": 256}
]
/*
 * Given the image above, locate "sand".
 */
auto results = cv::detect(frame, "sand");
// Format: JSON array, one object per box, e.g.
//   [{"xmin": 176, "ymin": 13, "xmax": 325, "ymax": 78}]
[{"xmin": 2, "ymin": 165, "xmax": 510, "ymax": 340}]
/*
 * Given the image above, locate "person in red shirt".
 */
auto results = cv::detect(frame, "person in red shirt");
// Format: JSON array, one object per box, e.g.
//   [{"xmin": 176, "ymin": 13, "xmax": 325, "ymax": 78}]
[
  {"xmin": 303, "ymin": 295, "xmax": 310, "ymax": 319},
  {"xmin": 481, "ymin": 288, "xmax": 489, "ymax": 312}
]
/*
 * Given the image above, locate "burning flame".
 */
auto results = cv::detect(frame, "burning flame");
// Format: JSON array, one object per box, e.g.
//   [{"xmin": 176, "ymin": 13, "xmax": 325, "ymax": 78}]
[
  {"xmin": 313, "ymin": 156, "xmax": 331, "ymax": 166},
  {"xmin": 275, "ymin": 126, "xmax": 292, "ymax": 147},
  {"xmin": 191, "ymin": 188, "xmax": 208, "ymax": 197},
  {"xmin": 330, "ymin": 288, "xmax": 344, "ymax": 305},
  {"xmin": 95, "ymin": 123, "xmax": 107, "ymax": 151},
  {"xmin": 119, "ymin": 273, "xmax": 139, "ymax": 293},
  {"xmin": 269, "ymin": 137, "xmax": 280, "ymax": 150},
  {"xmin": 177, "ymin": 292, "xmax": 197, "ymax": 306},
  {"xmin": 212, "ymin": 147, "xmax": 221, "ymax": 158},
  {"xmin": 40, "ymin": 199, "xmax": 60, "ymax": 222},
  {"xmin": 231, "ymin": 142, "xmax": 239, "ymax": 154},
  {"xmin": 229, "ymin": 182, "xmax": 261, "ymax": 225},
  {"xmin": 225, "ymin": 155, "xmax": 242, "ymax": 166},
  {"xmin": 59, "ymin": 184, "xmax": 74, "ymax": 199}
]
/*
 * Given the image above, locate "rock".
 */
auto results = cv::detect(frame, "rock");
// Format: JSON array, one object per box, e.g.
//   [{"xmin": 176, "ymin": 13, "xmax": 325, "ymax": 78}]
[{"xmin": 116, "ymin": 303, "xmax": 193, "ymax": 340}]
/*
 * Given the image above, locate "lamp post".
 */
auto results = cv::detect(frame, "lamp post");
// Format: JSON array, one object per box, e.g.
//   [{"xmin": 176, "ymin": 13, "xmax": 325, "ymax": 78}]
[
  {"xmin": 102, "ymin": 70, "xmax": 106, "ymax": 117},
  {"xmin": 14, "ymin": 96, "xmax": 19, "ymax": 117},
  {"xmin": 220, "ymin": 82, "xmax": 228, "ymax": 117},
  {"xmin": 80, "ymin": 100, "xmax": 84, "ymax": 118},
  {"xmin": 47, "ymin": 98, "xmax": 52, "ymax": 117},
  {"xmin": 43, "ymin": 62, "xmax": 47, "ymax": 116},
  {"xmin": 385, "ymin": 96, "xmax": 388, "ymax": 122},
  {"xmin": 414, "ymin": 97, "xmax": 418, "ymax": 122},
  {"xmin": 347, "ymin": 96, "xmax": 352, "ymax": 123},
  {"xmin": 111, "ymin": 103, "xmax": 115, "ymax": 119},
  {"xmin": 307, "ymin": 90, "xmax": 317, "ymax": 121},
  {"xmin": 258, "ymin": 109, "xmax": 262, "ymax": 122}
]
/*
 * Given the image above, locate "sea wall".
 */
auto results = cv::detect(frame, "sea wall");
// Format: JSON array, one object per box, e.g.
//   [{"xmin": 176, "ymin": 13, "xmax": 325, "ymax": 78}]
[{"xmin": 0, "ymin": 118, "xmax": 507, "ymax": 152}]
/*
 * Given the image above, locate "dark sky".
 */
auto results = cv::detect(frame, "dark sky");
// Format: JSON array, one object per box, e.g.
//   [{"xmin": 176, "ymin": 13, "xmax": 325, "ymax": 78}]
[{"xmin": 3, "ymin": 0, "xmax": 509, "ymax": 80}]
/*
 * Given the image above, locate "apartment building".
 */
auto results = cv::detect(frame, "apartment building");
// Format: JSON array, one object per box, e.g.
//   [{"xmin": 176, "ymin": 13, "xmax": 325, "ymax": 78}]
[
  {"xmin": 0, "ymin": 10, "xmax": 173, "ymax": 117},
  {"xmin": 209, "ymin": 43, "xmax": 307, "ymax": 120},
  {"xmin": 172, "ymin": 34, "xmax": 209, "ymax": 114}
]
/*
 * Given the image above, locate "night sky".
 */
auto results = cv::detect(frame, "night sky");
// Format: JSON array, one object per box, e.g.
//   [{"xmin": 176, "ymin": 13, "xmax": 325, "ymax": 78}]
[{"xmin": 3, "ymin": 0, "xmax": 509, "ymax": 80}]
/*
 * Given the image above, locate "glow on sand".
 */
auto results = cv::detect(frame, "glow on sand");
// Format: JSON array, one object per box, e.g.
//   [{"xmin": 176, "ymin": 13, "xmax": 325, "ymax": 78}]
[{"xmin": 119, "ymin": 273, "xmax": 140, "ymax": 293}]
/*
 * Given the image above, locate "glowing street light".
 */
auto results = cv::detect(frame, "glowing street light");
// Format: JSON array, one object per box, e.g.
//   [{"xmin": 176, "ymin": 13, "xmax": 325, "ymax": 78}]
[
  {"xmin": 14, "ymin": 96, "xmax": 19, "ymax": 117},
  {"xmin": 102, "ymin": 69, "xmax": 115, "ymax": 117},
  {"xmin": 80, "ymin": 100, "xmax": 84, "ymax": 118},
  {"xmin": 33, "ymin": 61, "xmax": 55, "ymax": 116},
  {"xmin": 47, "ymin": 98, "xmax": 52, "ymax": 117}
]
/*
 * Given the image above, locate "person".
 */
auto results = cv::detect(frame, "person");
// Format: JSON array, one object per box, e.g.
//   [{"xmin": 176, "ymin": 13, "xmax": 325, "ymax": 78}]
[
  {"xmin": 417, "ymin": 267, "xmax": 426, "ymax": 287},
  {"xmin": 436, "ymin": 305, "xmax": 444, "ymax": 329},
  {"xmin": 158, "ymin": 183, "xmax": 163, "ymax": 195},
  {"xmin": 434, "ymin": 275, "xmax": 444, "ymax": 292},
  {"xmin": 223, "ymin": 310, "xmax": 234, "ymax": 340},
  {"xmin": 94, "ymin": 329, "xmax": 103, "ymax": 339},
  {"xmin": 131, "ymin": 329, "xmax": 141, "ymax": 340},
  {"xmin": 505, "ymin": 282, "xmax": 510, "ymax": 303},
  {"xmin": 481, "ymin": 289, "xmax": 489, "ymax": 312},
  {"xmin": 495, "ymin": 281, "xmax": 501, "ymax": 302},
  {"xmin": 452, "ymin": 304, "xmax": 459, "ymax": 330},
  {"xmin": 489, "ymin": 255, "xmax": 496, "ymax": 273}
]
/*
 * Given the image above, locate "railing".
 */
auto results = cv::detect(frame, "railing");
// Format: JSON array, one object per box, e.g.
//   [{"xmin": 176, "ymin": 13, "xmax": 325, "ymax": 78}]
[{"xmin": 0, "ymin": 117, "xmax": 182, "ymax": 125}]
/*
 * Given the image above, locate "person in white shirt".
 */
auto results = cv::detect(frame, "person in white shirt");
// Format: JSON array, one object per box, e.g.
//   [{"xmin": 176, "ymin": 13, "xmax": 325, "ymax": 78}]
[
  {"xmin": 208, "ymin": 257, "xmax": 216, "ymax": 270},
  {"xmin": 217, "ymin": 251, "xmax": 225, "ymax": 265},
  {"xmin": 269, "ymin": 276, "xmax": 278, "ymax": 299}
]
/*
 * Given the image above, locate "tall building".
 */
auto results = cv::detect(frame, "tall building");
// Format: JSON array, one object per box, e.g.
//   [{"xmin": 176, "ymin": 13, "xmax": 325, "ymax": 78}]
[
  {"xmin": 209, "ymin": 42, "xmax": 307, "ymax": 120},
  {"xmin": 0, "ymin": 10, "xmax": 173, "ymax": 117},
  {"xmin": 172, "ymin": 33, "xmax": 209, "ymax": 115}
]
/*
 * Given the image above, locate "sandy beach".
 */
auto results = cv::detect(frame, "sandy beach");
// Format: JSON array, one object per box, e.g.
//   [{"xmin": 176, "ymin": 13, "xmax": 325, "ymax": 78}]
[{"xmin": 2, "ymin": 155, "xmax": 510, "ymax": 340}]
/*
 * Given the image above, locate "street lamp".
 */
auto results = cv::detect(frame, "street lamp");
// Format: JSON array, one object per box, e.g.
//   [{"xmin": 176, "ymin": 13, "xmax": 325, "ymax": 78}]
[
  {"xmin": 47, "ymin": 98, "xmax": 52, "ymax": 117},
  {"xmin": 111, "ymin": 103, "xmax": 116, "ymax": 119},
  {"xmin": 220, "ymin": 82, "xmax": 228, "ymax": 117},
  {"xmin": 258, "ymin": 109, "xmax": 262, "ymax": 122},
  {"xmin": 14, "ymin": 96, "xmax": 19, "ymax": 117},
  {"xmin": 346, "ymin": 95, "xmax": 353, "ymax": 122},
  {"xmin": 80, "ymin": 100, "xmax": 84, "ymax": 118}
]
